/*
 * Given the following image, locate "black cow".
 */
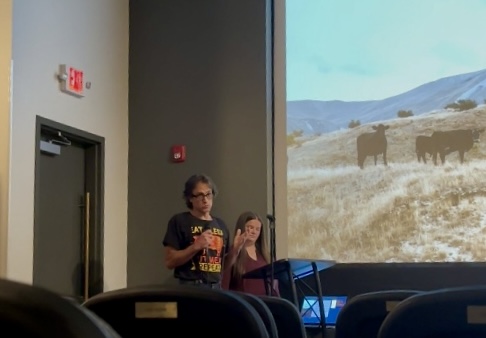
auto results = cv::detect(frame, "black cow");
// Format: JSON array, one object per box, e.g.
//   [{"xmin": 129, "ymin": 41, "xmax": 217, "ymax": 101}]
[
  {"xmin": 430, "ymin": 128, "xmax": 485, "ymax": 165},
  {"xmin": 357, "ymin": 124, "xmax": 390, "ymax": 169},
  {"xmin": 415, "ymin": 135, "xmax": 433, "ymax": 163}
]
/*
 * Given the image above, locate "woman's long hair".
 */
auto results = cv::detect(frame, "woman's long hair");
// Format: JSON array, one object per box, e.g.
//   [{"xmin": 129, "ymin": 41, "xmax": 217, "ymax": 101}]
[{"xmin": 231, "ymin": 211, "xmax": 270, "ymax": 282}]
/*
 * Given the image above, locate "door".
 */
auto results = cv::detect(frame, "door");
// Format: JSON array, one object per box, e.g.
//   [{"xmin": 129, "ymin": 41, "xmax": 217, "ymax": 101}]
[{"xmin": 33, "ymin": 116, "xmax": 104, "ymax": 302}]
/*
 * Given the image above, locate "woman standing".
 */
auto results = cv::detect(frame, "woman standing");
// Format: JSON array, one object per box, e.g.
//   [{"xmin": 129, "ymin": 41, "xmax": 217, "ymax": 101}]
[{"xmin": 222, "ymin": 211, "xmax": 279, "ymax": 296}]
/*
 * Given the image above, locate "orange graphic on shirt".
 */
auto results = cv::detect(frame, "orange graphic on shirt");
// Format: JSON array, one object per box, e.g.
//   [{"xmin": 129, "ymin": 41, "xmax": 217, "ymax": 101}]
[
  {"xmin": 192, "ymin": 233, "xmax": 223, "ymax": 256},
  {"xmin": 192, "ymin": 226, "xmax": 225, "ymax": 272},
  {"xmin": 210, "ymin": 235, "xmax": 223, "ymax": 256}
]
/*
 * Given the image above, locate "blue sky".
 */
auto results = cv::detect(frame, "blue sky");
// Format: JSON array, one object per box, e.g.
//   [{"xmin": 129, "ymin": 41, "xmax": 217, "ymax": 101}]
[{"xmin": 286, "ymin": 0, "xmax": 486, "ymax": 101}]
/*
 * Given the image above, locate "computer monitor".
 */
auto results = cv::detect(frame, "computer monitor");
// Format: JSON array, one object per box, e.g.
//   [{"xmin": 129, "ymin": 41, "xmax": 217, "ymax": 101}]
[{"xmin": 300, "ymin": 295, "xmax": 347, "ymax": 327}]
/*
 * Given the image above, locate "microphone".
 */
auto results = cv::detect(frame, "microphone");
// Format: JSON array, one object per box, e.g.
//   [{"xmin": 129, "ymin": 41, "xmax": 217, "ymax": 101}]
[{"xmin": 266, "ymin": 213, "xmax": 277, "ymax": 294}]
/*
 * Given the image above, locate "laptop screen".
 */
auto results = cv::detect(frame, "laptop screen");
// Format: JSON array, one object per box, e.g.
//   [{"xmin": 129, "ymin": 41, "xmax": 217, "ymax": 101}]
[{"xmin": 300, "ymin": 295, "xmax": 347, "ymax": 326}]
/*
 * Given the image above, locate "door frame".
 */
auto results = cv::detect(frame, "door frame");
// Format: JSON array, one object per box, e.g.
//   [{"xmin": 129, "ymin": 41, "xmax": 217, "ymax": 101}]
[{"xmin": 34, "ymin": 115, "xmax": 105, "ymax": 298}]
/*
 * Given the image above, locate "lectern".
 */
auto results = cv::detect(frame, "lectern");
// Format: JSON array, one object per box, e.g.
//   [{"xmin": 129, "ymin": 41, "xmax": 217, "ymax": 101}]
[{"xmin": 243, "ymin": 258, "xmax": 335, "ymax": 336}]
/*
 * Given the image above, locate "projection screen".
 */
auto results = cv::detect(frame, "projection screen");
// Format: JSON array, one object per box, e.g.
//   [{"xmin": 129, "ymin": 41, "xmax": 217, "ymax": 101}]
[{"xmin": 286, "ymin": 0, "xmax": 486, "ymax": 263}]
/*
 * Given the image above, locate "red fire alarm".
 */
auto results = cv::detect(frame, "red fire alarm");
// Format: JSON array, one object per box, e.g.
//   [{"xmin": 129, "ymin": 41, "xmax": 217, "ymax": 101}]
[{"xmin": 171, "ymin": 145, "xmax": 186, "ymax": 162}]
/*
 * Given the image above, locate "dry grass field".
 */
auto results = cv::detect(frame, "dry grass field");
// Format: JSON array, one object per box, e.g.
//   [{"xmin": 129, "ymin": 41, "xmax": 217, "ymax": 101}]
[{"xmin": 287, "ymin": 106, "xmax": 486, "ymax": 262}]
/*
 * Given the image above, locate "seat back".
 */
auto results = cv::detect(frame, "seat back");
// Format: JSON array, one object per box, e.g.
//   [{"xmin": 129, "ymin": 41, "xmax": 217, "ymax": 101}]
[
  {"xmin": 378, "ymin": 285, "xmax": 486, "ymax": 338},
  {"xmin": 234, "ymin": 292, "xmax": 279, "ymax": 338},
  {"xmin": 0, "ymin": 278, "xmax": 119, "ymax": 338},
  {"xmin": 83, "ymin": 285, "xmax": 269, "ymax": 338},
  {"xmin": 259, "ymin": 295, "xmax": 306, "ymax": 338},
  {"xmin": 335, "ymin": 289, "xmax": 421, "ymax": 338}
]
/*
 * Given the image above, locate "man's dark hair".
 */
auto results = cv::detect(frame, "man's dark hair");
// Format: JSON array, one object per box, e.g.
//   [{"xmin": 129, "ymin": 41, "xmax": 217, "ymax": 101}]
[{"xmin": 183, "ymin": 174, "xmax": 218, "ymax": 209}]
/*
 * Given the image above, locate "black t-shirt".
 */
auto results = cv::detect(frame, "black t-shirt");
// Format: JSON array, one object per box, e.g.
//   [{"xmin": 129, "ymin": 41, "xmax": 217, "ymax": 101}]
[{"xmin": 163, "ymin": 212, "xmax": 230, "ymax": 283}]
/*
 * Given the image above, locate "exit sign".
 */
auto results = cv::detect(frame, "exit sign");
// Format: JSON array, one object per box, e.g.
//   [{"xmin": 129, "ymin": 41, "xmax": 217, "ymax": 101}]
[{"xmin": 59, "ymin": 64, "xmax": 85, "ymax": 97}]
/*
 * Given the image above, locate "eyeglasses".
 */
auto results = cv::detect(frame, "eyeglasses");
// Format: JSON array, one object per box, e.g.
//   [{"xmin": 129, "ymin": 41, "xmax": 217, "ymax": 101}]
[{"xmin": 191, "ymin": 192, "xmax": 213, "ymax": 201}]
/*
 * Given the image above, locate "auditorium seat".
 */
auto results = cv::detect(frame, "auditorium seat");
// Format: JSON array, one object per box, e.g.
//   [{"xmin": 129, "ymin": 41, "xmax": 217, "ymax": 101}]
[
  {"xmin": 83, "ymin": 285, "xmax": 269, "ymax": 338},
  {"xmin": 259, "ymin": 295, "xmax": 306, "ymax": 338},
  {"xmin": 0, "ymin": 278, "xmax": 120, "ymax": 338},
  {"xmin": 335, "ymin": 289, "xmax": 421, "ymax": 338},
  {"xmin": 234, "ymin": 291, "xmax": 279, "ymax": 338},
  {"xmin": 378, "ymin": 285, "xmax": 486, "ymax": 338}
]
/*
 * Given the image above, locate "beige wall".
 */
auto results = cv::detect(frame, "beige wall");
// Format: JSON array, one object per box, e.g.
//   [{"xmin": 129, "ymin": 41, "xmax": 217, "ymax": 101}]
[
  {"xmin": 3, "ymin": 0, "xmax": 286, "ymax": 289},
  {"xmin": 6, "ymin": 0, "xmax": 129, "ymax": 290},
  {"xmin": 0, "ymin": 0, "xmax": 13, "ymax": 278}
]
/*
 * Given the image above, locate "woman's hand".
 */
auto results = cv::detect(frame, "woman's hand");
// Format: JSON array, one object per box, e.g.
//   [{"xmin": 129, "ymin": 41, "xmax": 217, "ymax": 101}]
[{"xmin": 233, "ymin": 229, "xmax": 247, "ymax": 253}]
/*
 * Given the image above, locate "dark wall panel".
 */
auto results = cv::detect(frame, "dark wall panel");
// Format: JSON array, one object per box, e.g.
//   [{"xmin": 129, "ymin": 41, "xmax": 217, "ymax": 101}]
[{"xmin": 127, "ymin": 0, "xmax": 272, "ymax": 286}]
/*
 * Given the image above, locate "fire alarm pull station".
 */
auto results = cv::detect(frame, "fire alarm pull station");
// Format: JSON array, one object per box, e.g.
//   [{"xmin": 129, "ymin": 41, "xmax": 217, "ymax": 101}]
[{"xmin": 171, "ymin": 145, "xmax": 186, "ymax": 162}]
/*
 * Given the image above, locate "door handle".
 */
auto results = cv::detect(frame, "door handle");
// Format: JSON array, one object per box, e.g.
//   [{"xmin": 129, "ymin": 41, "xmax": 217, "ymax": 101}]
[{"xmin": 84, "ymin": 192, "xmax": 90, "ymax": 301}]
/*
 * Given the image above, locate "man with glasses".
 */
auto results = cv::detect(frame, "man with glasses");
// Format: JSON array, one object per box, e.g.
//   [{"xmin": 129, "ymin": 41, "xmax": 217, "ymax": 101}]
[{"xmin": 163, "ymin": 174, "xmax": 245, "ymax": 288}]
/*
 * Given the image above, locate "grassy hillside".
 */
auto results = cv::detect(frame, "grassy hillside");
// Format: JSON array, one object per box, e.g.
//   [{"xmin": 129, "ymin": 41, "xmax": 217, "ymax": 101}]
[{"xmin": 287, "ymin": 106, "xmax": 486, "ymax": 262}]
